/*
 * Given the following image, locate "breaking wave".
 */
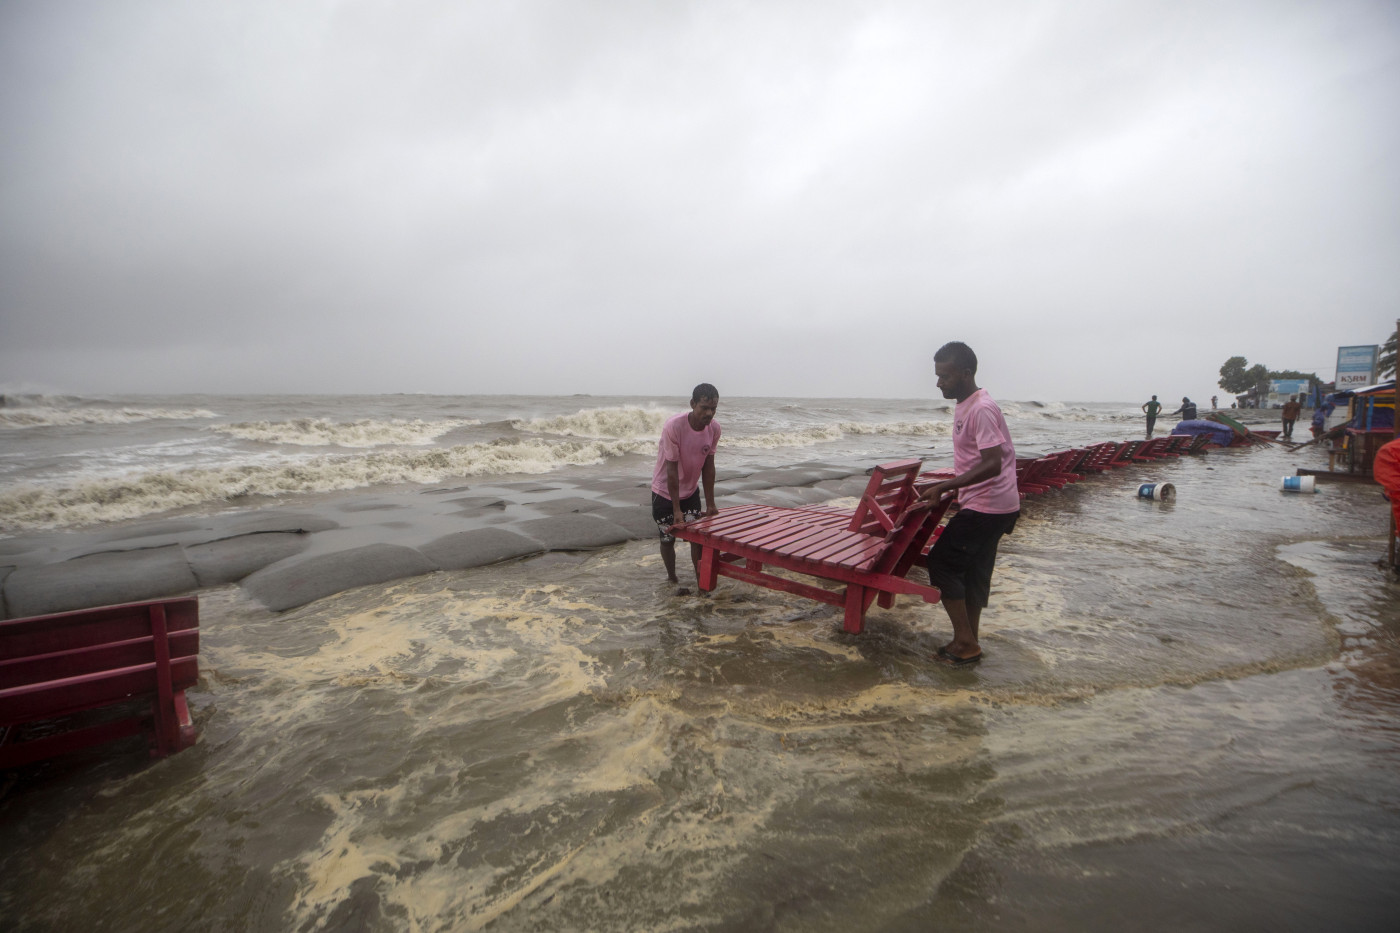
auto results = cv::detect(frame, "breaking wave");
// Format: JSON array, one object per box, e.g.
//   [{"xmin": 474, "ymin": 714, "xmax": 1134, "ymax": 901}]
[
  {"xmin": 0, "ymin": 437, "xmax": 652, "ymax": 532},
  {"xmin": 213, "ymin": 418, "xmax": 478, "ymax": 447},
  {"xmin": 0, "ymin": 406, "xmax": 218, "ymax": 429},
  {"xmin": 512, "ymin": 408, "xmax": 953, "ymax": 447},
  {"xmin": 839, "ymin": 420, "xmax": 949, "ymax": 436},
  {"xmin": 728, "ymin": 420, "xmax": 949, "ymax": 448},
  {"xmin": 1001, "ymin": 402, "xmax": 1130, "ymax": 423},
  {"xmin": 513, "ymin": 406, "xmax": 670, "ymax": 439}
]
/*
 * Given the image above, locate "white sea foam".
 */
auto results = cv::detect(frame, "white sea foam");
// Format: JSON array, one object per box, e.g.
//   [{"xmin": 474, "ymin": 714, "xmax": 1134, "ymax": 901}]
[
  {"xmin": 726, "ymin": 420, "xmax": 949, "ymax": 448},
  {"xmin": 213, "ymin": 418, "xmax": 477, "ymax": 447},
  {"xmin": 0, "ymin": 437, "xmax": 652, "ymax": 531},
  {"xmin": 514, "ymin": 406, "xmax": 671, "ymax": 439},
  {"xmin": 839, "ymin": 420, "xmax": 950, "ymax": 437},
  {"xmin": 1000, "ymin": 402, "xmax": 1128, "ymax": 423},
  {"xmin": 0, "ymin": 406, "xmax": 218, "ymax": 429}
]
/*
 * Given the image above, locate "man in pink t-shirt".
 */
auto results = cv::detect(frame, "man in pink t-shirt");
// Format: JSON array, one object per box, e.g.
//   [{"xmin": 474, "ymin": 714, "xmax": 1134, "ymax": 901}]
[
  {"xmin": 916, "ymin": 342, "xmax": 1020, "ymax": 666},
  {"xmin": 651, "ymin": 383, "xmax": 721, "ymax": 590}
]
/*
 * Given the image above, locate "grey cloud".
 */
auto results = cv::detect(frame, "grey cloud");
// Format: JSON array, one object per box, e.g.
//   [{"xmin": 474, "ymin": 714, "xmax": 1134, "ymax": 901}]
[{"xmin": 2, "ymin": 0, "xmax": 1397, "ymax": 400}]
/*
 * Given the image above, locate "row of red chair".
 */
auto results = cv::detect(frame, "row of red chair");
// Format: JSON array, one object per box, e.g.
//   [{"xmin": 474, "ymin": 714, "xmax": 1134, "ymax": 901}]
[
  {"xmin": 671, "ymin": 433, "xmax": 1213, "ymax": 635},
  {"xmin": 1006, "ymin": 433, "xmax": 1209, "ymax": 498}
]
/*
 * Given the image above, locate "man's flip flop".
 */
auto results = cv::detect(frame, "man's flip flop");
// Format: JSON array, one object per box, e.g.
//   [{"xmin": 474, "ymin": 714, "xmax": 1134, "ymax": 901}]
[{"xmin": 937, "ymin": 646, "xmax": 982, "ymax": 666}]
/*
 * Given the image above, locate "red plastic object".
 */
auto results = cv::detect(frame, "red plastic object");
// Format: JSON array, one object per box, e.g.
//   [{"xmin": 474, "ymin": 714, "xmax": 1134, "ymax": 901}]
[
  {"xmin": 672, "ymin": 460, "xmax": 950, "ymax": 634},
  {"xmin": 0, "ymin": 598, "xmax": 199, "ymax": 768}
]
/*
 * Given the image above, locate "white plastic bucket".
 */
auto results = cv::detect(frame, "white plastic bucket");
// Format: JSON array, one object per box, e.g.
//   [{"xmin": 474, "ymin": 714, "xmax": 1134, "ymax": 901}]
[
  {"xmin": 1137, "ymin": 482, "xmax": 1174, "ymax": 501},
  {"xmin": 1281, "ymin": 476, "xmax": 1316, "ymax": 493}
]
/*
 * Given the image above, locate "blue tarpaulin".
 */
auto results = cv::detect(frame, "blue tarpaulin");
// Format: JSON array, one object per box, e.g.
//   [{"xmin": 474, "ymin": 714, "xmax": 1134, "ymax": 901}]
[{"xmin": 1172, "ymin": 420, "xmax": 1236, "ymax": 445}]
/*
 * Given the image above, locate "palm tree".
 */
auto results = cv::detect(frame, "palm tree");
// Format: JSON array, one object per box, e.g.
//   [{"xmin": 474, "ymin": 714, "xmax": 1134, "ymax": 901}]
[{"xmin": 1380, "ymin": 331, "xmax": 1397, "ymax": 380}]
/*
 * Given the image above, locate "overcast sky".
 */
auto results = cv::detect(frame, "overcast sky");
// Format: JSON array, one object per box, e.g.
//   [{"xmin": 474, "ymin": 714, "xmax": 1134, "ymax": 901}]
[{"xmin": 1, "ymin": 0, "xmax": 1397, "ymax": 402}]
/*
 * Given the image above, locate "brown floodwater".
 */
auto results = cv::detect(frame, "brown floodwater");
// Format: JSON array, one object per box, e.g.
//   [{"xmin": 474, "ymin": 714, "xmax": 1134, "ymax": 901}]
[{"xmin": 3, "ymin": 440, "xmax": 1399, "ymax": 932}]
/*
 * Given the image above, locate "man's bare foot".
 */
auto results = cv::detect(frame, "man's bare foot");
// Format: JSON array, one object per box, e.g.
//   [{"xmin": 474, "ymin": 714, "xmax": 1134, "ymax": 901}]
[{"xmin": 936, "ymin": 643, "xmax": 982, "ymax": 666}]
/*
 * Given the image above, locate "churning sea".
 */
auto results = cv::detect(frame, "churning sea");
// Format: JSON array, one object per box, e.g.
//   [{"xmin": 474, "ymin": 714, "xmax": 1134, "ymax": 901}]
[{"xmin": 1, "ymin": 392, "xmax": 1397, "ymax": 931}]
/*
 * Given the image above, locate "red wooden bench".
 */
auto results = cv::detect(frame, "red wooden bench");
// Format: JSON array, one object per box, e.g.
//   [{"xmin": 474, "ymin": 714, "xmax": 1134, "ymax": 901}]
[
  {"xmin": 1, "ymin": 598, "xmax": 199, "ymax": 768},
  {"xmin": 671, "ymin": 460, "xmax": 951, "ymax": 634}
]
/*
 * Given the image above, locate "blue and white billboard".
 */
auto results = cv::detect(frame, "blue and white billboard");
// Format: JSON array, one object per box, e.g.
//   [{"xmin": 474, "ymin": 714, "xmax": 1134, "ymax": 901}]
[
  {"xmin": 1266, "ymin": 378, "xmax": 1310, "ymax": 407},
  {"xmin": 1269, "ymin": 379, "xmax": 1309, "ymax": 396},
  {"xmin": 1336, "ymin": 345, "xmax": 1378, "ymax": 389}
]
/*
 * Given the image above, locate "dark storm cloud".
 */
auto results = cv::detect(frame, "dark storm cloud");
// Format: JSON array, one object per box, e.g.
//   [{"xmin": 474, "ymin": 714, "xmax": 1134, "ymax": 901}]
[{"xmin": 2, "ymin": 0, "xmax": 1397, "ymax": 399}]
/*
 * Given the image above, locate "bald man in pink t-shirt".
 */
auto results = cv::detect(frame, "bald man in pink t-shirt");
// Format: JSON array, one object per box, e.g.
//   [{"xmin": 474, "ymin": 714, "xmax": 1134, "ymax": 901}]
[{"xmin": 916, "ymin": 342, "xmax": 1020, "ymax": 666}]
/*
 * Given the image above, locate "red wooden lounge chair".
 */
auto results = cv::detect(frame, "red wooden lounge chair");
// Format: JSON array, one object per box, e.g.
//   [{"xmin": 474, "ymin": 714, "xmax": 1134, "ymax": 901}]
[
  {"xmin": 1072, "ymin": 442, "xmax": 1120, "ymax": 473},
  {"xmin": 1162, "ymin": 435, "xmax": 1194, "ymax": 455},
  {"xmin": 671, "ymin": 460, "xmax": 951, "ymax": 634},
  {"xmin": 1039, "ymin": 450, "xmax": 1084, "ymax": 486},
  {"xmin": 1132, "ymin": 436, "xmax": 1179, "ymax": 461},
  {"xmin": 0, "ymin": 598, "xmax": 199, "ymax": 768},
  {"xmin": 1055, "ymin": 448, "xmax": 1093, "ymax": 477},
  {"xmin": 1015, "ymin": 458, "xmax": 1051, "ymax": 496},
  {"xmin": 1019, "ymin": 450, "xmax": 1086, "ymax": 496},
  {"xmin": 1170, "ymin": 431, "xmax": 1215, "ymax": 453},
  {"xmin": 1105, "ymin": 440, "xmax": 1147, "ymax": 467}
]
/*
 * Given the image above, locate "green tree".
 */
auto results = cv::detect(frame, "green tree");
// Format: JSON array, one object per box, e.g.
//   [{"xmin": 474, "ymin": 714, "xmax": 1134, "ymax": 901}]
[
  {"xmin": 1246, "ymin": 363, "xmax": 1270, "ymax": 393},
  {"xmin": 1218, "ymin": 356, "xmax": 1252, "ymax": 393},
  {"xmin": 1220, "ymin": 357, "xmax": 1322, "ymax": 395},
  {"xmin": 1380, "ymin": 331, "xmax": 1397, "ymax": 380}
]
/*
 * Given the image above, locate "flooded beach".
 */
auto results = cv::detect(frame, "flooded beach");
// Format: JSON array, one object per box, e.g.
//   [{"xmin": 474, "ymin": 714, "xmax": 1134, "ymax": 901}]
[{"xmin": 2, "ymin": 394, "xmax": 1398, "ymax": 931}]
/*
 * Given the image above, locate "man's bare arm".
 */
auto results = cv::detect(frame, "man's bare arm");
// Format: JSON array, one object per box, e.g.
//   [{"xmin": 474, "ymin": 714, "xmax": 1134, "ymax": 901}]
[
  {"xmin": 665, "ymin": 460, "xmax": 684, "ymax": 525},
  {"xmin": 701, "ymin": 454, "xmax": 717, "ymax": 516},
  {"xmin": 918, "ymin": 446, "xmax": 1004, "ymax": 503}
]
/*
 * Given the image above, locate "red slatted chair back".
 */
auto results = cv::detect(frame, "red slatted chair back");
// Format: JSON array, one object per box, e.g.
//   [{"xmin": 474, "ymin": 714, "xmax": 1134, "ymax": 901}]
[
  {"xmin": 1017, "ymin": 456, "xmax": 1055, "ymax": 492},
  {"xmin": 1086, "ymin": 442, "xmax": 1119, "ymax": 468},
  {"xmin": 1061, "ymin": 448, "xmax": 1093, "ymax": 473},
  {"xmin": 1145, "ymin": 437, "xmax": 1174, "ymax": 458},
  {"xmin": 879, "ymin": 496, "xmax": 952, "ymax": 577},
  {"xmin": 0, "ymin": 599, "xmax": 199, "ymax": 726},
  {"xmin": 848, "ymin": 459, "xmax": 923, "ymax": 536}
]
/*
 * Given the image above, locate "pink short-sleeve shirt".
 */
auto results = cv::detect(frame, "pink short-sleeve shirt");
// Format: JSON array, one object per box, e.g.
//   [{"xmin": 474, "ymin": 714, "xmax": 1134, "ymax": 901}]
[
  {"xmin": 952, "ymin": 389, "xmax": 1020, "ymax": 513},
  {"xmin": 651, "ymin": 412, "xmax": 721, "ymax": 500}
]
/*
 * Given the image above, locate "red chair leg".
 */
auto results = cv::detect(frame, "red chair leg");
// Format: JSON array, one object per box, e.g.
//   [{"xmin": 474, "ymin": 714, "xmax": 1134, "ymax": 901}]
[{"xmin": 843, "ymin": 585, "xmax": 866, "ymax": 634}]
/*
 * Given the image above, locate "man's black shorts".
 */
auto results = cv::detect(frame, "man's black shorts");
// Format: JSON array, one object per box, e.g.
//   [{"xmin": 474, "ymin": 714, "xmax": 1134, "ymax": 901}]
[
  {"xmin": 652, "ymin": 490, "xmax": 702, "ymax": 543},
  {"xmin": 924, "ymin": 508, "xmax": 1019, "ymax": 609}
]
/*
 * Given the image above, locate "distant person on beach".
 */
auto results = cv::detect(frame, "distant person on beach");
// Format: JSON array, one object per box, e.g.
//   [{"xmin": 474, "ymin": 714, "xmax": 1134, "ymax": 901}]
[
  {"xmin": 1141, "ymin": 395, "xmax": 1163, "ymax": 437},
  {"xmin": 1311, "ymin": 395, "xmax": 1335, "ymax": 439},
  {"xmin": 916, "ymin": 342, "xmax": 1020, "ymax": 666},
  {"xmin": 1211, "ymin": 395, "xmax": 1218, "ymax": 409},
  {"xmin": 1170, "ymin": 397, "xmax": 1197, "ymax": 421},
  {"xmin": 651, "ymin": 384, "xmax": 721, "ymax": 592},
  {"xmin": 1281, "ymin": 396, "xmax": 1302, "ymax": 439}
]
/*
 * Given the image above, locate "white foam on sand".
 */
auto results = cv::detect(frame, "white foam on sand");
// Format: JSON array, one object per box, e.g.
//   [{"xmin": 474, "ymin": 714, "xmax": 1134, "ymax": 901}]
[{"xmin": 267, "ymin": 573, "xmax": 988, "ymax": 933}]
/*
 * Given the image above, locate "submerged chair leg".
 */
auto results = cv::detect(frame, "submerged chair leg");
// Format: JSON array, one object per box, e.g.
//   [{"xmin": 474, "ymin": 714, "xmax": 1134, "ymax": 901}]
[
  {"xmin": 698, "ymin": 547, "xmax": 719, "ymax": 591},
  {"xmin": 843, "ymin": 585, "xmax": 866, "ymax": 634}
]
